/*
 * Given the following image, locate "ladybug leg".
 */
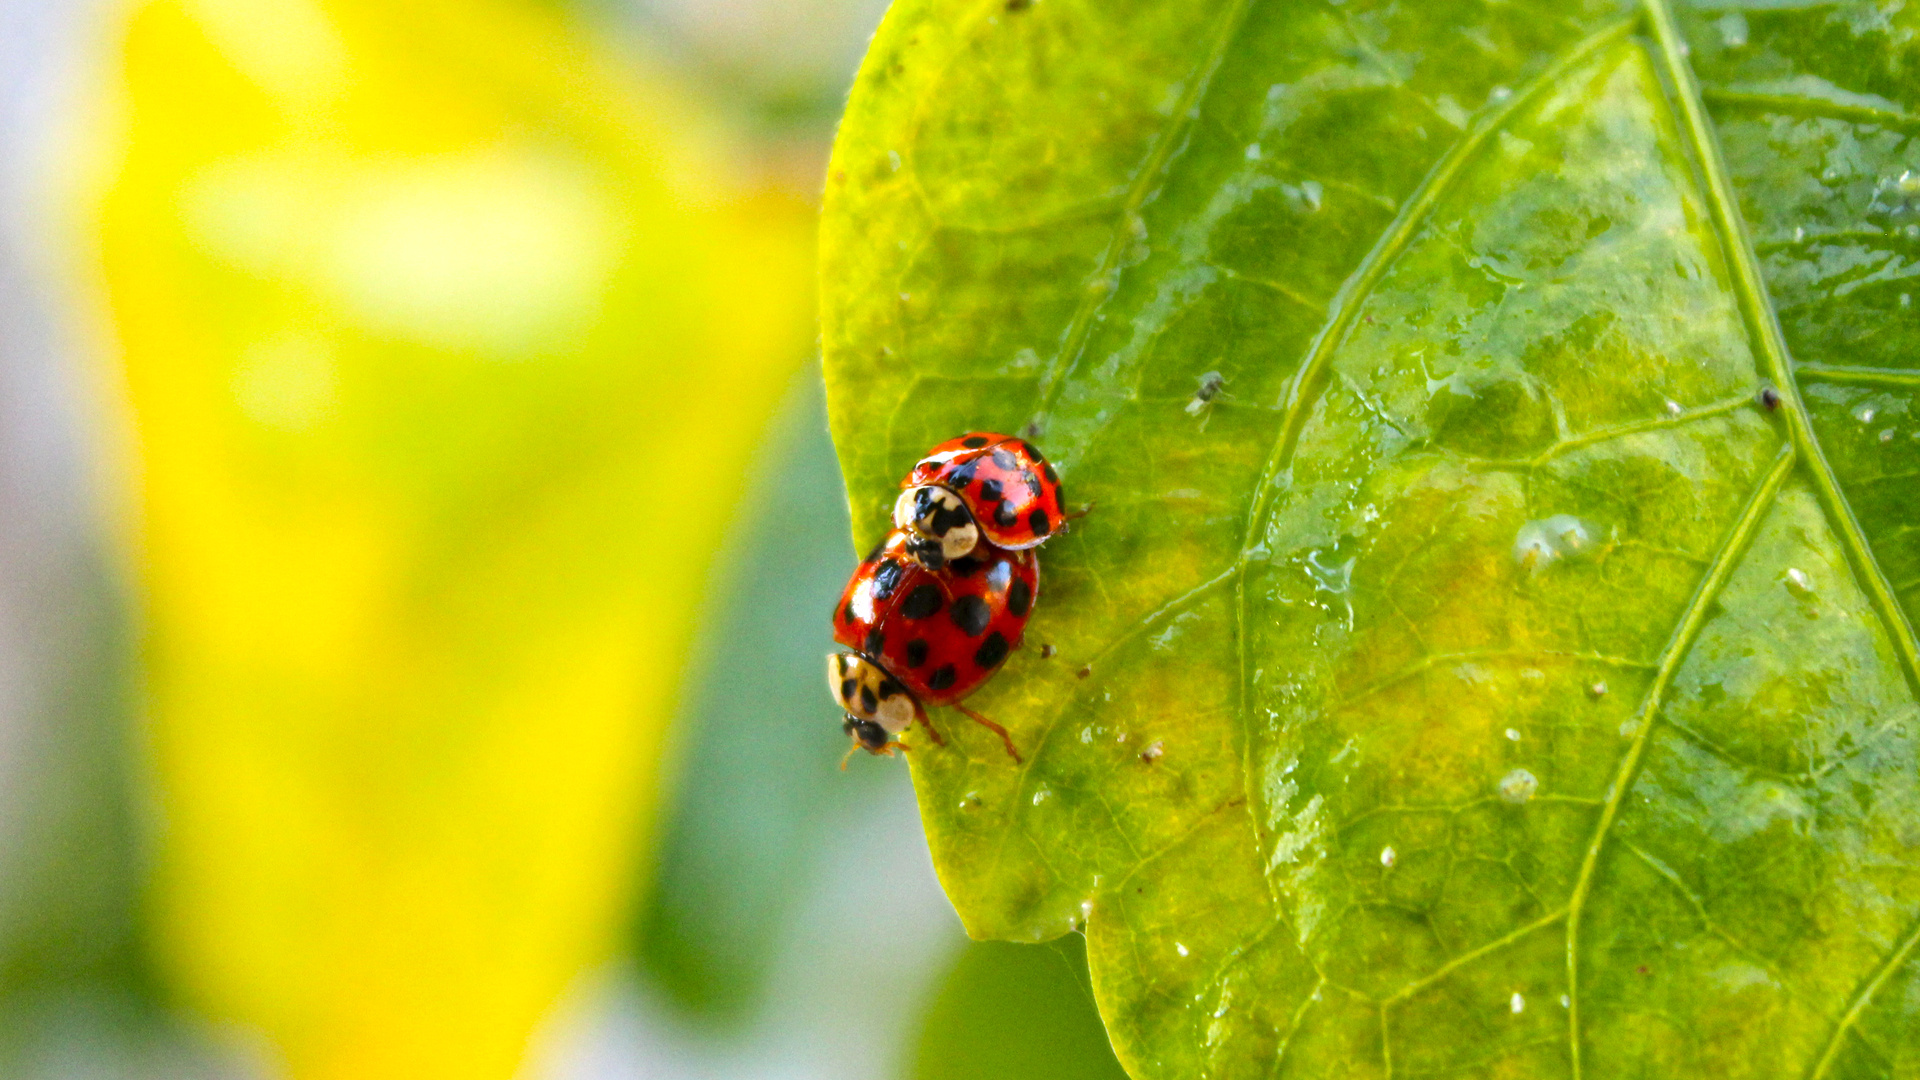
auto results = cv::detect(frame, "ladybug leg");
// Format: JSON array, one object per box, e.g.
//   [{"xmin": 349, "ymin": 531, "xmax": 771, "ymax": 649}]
[
  {"xmin": 914, "ymin": 712, "xmax": 947, "ymax": 746},
  {"xmin": 1064, "ymin": 500, "xmax": 1096, "ymax": 523},
  {"xmin": 840, "ymin": 740, "xmax": 908, "ymax": 770},
  {"xmin": 955, "ymin": 704, "xmax": 1022, "ymax": 764}
]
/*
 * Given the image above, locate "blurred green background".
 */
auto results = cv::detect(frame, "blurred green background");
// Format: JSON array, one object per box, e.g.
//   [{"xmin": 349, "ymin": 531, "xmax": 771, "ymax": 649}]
[{"xmin": 0, "ymin": 0, "xmax": 1130, "ymax": 1078}]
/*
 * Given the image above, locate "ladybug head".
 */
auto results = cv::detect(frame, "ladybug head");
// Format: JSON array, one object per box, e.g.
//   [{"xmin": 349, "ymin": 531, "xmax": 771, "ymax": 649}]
[
  {"xmin": 828, "ymin": 652, "xmax": 919, "ymax": 754},
  {"xmin": 842, "ymin": 715, "xmax": 889, "ymax": 754},
  {"xmin": 892, "ymin": 485, "xmax": 979, "ymax": 570}
]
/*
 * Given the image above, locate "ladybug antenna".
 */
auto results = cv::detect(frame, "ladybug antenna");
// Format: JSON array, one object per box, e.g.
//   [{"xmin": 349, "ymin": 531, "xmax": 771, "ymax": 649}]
[
  {"xmin": 840, "ymin": 745, "xmax": 860, "ymax": 771},
  {"xmin": 955, "ymin": 704, "xmax": 1022, "ymax": 764}
]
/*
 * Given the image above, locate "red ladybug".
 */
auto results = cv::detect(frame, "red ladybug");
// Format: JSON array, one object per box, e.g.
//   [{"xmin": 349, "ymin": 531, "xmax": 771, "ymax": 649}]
[
  {"xmin": 828, "ymin": 530, "xmax": 1034, "ymax": 761},
  {"xmin": 893, "ymin": 433, "xmax": 1065, "ymax": 569}
]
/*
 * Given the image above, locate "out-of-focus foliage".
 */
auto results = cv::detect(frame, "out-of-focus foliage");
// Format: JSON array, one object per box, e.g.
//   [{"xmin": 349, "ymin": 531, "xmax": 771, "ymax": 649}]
[
  {"xmin": 610, "ymin": 0, "xmax": 891, "ymax": 132},
  {"xmin": 632, "ymin": 369, "xmax": 894, "ymax": 1025},
  {"xmin": 911, "ymin": 935, "xmax": 1127, "ymax": 1080},
  {"xmin": 93, "ymin": 1, "xmax": 811, "ymax": 1077},
  {"xmin": 824, "ymin": 0, "xmax": 1920, "ymax": 1076}
]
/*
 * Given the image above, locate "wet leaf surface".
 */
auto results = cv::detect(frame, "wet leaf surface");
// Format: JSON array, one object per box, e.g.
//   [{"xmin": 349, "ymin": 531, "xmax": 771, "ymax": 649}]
[{"xmin": 822, "ymin": 1, "xmax": 1920, "ymax": 1075}]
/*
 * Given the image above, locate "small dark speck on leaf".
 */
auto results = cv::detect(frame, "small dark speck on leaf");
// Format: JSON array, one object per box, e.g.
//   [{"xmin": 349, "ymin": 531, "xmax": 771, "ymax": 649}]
[
  {"xmin": 1758, "ymin": 384, "xmax": 1781, "ymax": 411},
  {"xmin": 1040, "ymin": 644, "xmax": 1056, "ymax": 658},
  {"xmin": 1022, "ymin": 420, "xmax": 1044, "ymax": 439},
  {"xmin": 1006, "ymin": 0, "xmax": 1031, "ymax": 10},
  {"xmin": 1635, "ymin": 965, "xmax": 1651, "ymax": 976},
  {"xmin": 1140, "ymin": 740, "xmax": 1164, "ymax": 763},
  {"xmin": 1076, "ymin": 665, "xmax": 1092, "ymax": 679}
]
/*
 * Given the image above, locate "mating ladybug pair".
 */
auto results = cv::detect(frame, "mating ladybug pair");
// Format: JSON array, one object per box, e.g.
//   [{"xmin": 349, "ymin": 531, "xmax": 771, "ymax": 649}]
[{"xmin": 828, "ymin": 433, "xmax": 1067, "ymax": 763}]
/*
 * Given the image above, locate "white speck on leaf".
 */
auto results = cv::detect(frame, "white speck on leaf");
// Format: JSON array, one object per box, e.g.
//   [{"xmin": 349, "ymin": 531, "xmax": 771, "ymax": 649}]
[
  {"xmin": 1510, "ymin": 992, "xmax": 1525, "ymax": 1014},
  {"xmin": 1499, "ymin": 769, "xmax": 1538, "ymax": 804},
  {"xmin": 1380, "ymin": 846, "xmax": 1396, "ymax": 868}
]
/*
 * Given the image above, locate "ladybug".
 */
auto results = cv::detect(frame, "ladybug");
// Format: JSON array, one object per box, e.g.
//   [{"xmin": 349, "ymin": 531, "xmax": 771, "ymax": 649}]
[
  {"xmin": 828, "ymin": 530, "xmax": 1034, "ymax": 761},
  {"xmin": 893, "ymin": 432, "xmax": 1065, "ymax": 570}
]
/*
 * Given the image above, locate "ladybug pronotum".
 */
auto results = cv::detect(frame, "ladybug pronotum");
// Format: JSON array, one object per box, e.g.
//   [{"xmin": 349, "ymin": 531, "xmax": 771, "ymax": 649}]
[{"xmin": 893, "ymin": 432, "xmax": 1065, "ymax": 571}]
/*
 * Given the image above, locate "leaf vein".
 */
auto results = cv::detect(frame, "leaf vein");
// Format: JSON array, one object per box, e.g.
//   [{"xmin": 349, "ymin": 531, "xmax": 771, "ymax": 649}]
[
  {"xmin": 1794, "ymin": 363, "xmax": 1920, "ymax": 390},
  {"xmin": 1561, "ymin": 439, "xmax": 1796, "ymax": 1077},
  {"xmin": 1032, "ymin": 0, "xmax": 1256, "ymax": 421},
  {"xmin": 1643, "ymin": 0, "xmax": 1920, "ymax": 703},
  {"xmin": 1701, "ymin": 88, "xmax": 1920, "ymax": 135},
  {"xmin": 1809, "ymin": 912, "xmax": 1920, "ymax": 1079}
]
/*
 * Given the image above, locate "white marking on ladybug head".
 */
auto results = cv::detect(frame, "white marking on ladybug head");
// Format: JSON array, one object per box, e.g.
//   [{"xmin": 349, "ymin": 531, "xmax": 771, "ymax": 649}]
[
  {"xmin": 873, "ymin": 688, "xmax": 916, "ymax": 734},
  {"xmin": 893, "ymin": 485, "xmax": 980, "ymax": 565}
]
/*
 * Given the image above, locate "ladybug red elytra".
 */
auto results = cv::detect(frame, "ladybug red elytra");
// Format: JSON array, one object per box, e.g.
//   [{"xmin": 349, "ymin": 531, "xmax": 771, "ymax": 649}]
[
  {"xmin": 893, "ymin": 432, "xmax": 1065, "ymax": 570},
  {"xmin": 828, "ymin": 530, "xmax": 1034, "ymax": 761}
]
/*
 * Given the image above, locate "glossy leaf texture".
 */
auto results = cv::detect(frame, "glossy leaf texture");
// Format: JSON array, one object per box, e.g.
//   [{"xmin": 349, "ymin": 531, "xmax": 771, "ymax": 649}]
[{"xmin": 821, "ymin": 1, "xmax": 1920, "ymax": 1076}]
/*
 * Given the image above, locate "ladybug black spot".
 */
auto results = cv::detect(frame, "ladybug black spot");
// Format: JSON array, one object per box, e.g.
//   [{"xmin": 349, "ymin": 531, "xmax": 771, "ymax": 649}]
[
  {"xmin": 928, "ymin": 665, "xmax": 958, "ymax": 691},
  {"xmin": 864, "ymin": 627, "xmax": 886, "ymax": 657},
  {"xmin": 978, "ymin": 478, "xmax": 1003, "ymax": 502},
  {"xmin": 995, "ymin": 502, "xmax": 1018, "ymax": 529},
  {"xmin": 1007, "ymin": 580, "xmax": 1032, "ymax": 618},
  {"xmin": 906, "ymin": 639, "xmax": 930, "ymax": 668},
  {"xmin": 1028, "ymin": 509, "xmax": 1051, "ymax": 537},
  {"xmin": 950, "ymin": 595, "xmax": 992, "ymax": 636},
  {"xmin": 947, "ymin": 460, "xmax": 979, "ymax": 488},
  {"xmin": 839, "ymin": 678, "xmax": 856, "ymax": 704},
  {"xmin": 962, "ymin": 436, "xmax": 990, "ymax": 449},
  {"xmin": 974, "ymin": 632, "xmax": 1009, "ymax": 669},
  {"xmin": 991, "ymin": 448, "xmax": 1019, "ymax": 470},
  {"xmin": 900, "ymin": 585, "xmax": 943, "ymax": 620},
  {"xmin": 841, "ymin": 601, "xmax": 856, "ymax": 626},
  {"xmin": 927, "ymin": 499, "xmax": 971, "ymax": 536},
  {"xmin": 948, "ymin": 556, "xmax": 983, "ymax": 577},
  {"xmin": 905, "ymin": 535, "xmax": 947, "ymax": 571},
  {"xmin": 1042, "ymin": 461, "xmax": 1059, "ymax": 485},
  {"xmin": 872, "ymin": 560, "xmax": 904, "ymax": 599},
  {"xmin": 1018, "ymin": 440, "xmax": 1041, "ymax": 461},
  {"xmin": 859, "ymin": 685, "xmax": 878, "ymax": 714}
]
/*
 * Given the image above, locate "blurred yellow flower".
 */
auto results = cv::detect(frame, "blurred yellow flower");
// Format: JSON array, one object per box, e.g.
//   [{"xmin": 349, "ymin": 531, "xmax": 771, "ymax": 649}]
[{"xmin": 90, "ymin": 1, "xmax": 813, "ymax": 1077}]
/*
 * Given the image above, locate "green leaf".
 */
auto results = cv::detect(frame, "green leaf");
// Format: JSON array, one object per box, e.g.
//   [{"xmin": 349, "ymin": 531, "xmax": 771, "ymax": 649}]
[
  {"xmin": 911, "ymin": 936, "xmax": 1129, "ymax": 1080},
  {"xmin": 821, "ymin": 0, "xmax": 1920, "ymax": 1076}
]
